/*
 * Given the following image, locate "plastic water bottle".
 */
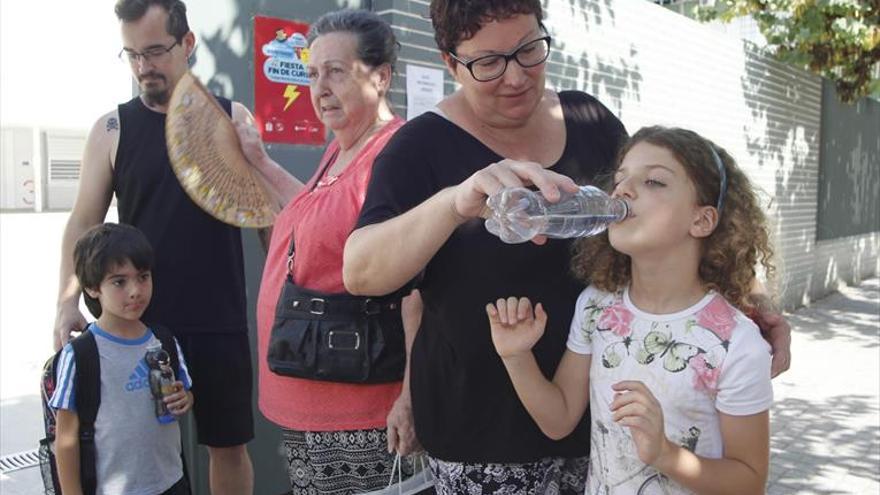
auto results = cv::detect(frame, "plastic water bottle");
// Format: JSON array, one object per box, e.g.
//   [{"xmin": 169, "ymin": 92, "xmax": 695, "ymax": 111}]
[
  {"xmin": 485, "ymin": 185, "xmax": 628, "ymax": 244},
  {"xmin": 145, "ymin": 344, "xmax": 177, "ymax": 424}
]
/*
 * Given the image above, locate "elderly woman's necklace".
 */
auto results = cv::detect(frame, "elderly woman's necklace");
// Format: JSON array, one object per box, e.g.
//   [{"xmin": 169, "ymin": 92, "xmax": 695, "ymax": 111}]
[{"xmin": 318, "ymin": 120, "xmax": 387, "ymax": 187}]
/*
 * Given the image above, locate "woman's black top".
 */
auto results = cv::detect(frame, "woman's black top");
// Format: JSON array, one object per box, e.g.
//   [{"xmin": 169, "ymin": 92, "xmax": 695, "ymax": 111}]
[{"xmin": 356, "ymin": 91, "xmax": 627, "ymax": 462}]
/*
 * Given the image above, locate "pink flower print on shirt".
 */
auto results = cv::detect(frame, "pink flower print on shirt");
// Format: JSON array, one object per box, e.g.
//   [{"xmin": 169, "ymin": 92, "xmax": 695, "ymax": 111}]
[
  {"xmin": 690, "ymin": 354, "xmax": 721, "ymax": 394},
  {"xmin": 696, "ymin": 295, "xmax": 737, "ymax": 341},
  {"xmin": 598, "ymin": 302, "xmax": 634, "ymax": 337}
]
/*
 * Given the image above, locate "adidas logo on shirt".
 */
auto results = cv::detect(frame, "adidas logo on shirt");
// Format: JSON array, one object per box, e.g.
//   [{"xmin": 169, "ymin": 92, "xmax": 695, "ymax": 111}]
[{"xmin": 126, "ymin": 359, "xmax": 151, "ymax": 392}]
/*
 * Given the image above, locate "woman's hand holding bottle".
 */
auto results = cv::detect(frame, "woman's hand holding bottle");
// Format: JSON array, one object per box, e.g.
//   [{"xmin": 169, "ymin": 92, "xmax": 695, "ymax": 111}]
[{"xmin": 451, "ymin": 159, "xmax": 579, "ymax": 221}]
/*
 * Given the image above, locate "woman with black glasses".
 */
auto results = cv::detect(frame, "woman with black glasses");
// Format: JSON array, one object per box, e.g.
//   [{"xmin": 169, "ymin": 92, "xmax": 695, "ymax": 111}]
[{"xmin": 343, "ymin": 1, "xmax": 627, "ymax": 492}]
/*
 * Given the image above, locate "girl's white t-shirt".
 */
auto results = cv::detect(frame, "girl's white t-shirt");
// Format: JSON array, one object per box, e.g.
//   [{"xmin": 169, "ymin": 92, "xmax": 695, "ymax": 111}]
[{"xmin": 567, "ymin": 285, "xmax": 773, "ymax": 494}]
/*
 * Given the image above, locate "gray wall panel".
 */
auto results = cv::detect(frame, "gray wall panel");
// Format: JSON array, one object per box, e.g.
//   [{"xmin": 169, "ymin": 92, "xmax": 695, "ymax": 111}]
[{"xmin": 816, "ymin": 80, "xmax": 880, "ymax": 241}]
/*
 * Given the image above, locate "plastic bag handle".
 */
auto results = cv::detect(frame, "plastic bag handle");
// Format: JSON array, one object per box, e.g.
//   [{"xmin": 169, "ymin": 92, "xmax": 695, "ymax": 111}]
[{"xmin": 385, "ymin": 452, "xmax": 402, "ymax": 491}]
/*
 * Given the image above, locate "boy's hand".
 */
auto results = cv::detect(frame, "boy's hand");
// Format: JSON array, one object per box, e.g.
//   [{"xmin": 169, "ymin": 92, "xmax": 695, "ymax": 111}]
[
  {"xmin": 486, "ymin": 297, "xmax": 547, "ymax": 359},
  {"xmin": 163, "ymin": 382, "xmax": 192, "ymax": 416}
]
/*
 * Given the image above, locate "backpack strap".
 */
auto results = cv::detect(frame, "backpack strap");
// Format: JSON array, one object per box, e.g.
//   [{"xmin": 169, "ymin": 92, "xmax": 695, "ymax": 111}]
[
  {"xmin": 71, "ymin": 330, "xmax": 99, "ymax": 495},
  {"xmin": 150, "ymin": 325, "xmax": 181, "ymax": 380},
  {"xmin": 42, "ymin": 352, "xmax": 64, "ymax": 437}
]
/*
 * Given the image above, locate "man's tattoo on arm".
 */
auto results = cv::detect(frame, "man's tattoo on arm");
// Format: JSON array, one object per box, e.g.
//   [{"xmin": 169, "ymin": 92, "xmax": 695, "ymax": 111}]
[{"xmin": 106, "ymin": 117, "xmax": 119, "ymax": 132}]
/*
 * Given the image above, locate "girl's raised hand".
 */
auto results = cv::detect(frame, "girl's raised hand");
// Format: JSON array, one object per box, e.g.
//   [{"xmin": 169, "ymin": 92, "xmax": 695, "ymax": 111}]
[
  {"xmin": 486, "ymin": 297, "xmax": 548, "ymax": 359},
  {"xmin": 610, "ymin": 381, "xmax": 673, "ymax": 466}
]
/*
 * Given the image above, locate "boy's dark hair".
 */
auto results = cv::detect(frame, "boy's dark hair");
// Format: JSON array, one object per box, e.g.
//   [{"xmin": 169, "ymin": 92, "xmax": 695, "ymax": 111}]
[
  {"xmin": 429, "ymin": 0, "xmax": 543, "ymax": 54},
  {"xmin": 115, "ymin": 0, "xmax": 190, "ymax": 42},
  {"xmin": 74, "ymin": 223, "xmax": 154, "ymax": 318},
  {"xmin": 308, "ymin": 9, "xmax": 399, "ymax": 72}
]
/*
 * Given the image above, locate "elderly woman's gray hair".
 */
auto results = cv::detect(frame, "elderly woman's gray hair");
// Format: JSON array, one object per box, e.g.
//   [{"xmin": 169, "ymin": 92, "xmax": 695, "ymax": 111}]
[{"xmin": 308, "ymin": 9, "xmax": 399, "ymax": 71}]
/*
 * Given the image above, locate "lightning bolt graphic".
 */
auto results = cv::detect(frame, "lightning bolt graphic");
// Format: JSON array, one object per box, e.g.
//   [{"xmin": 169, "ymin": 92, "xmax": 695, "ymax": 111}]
[{"xmin": 283, "ymin": 85, "xmax": 301, "ymax": 111}]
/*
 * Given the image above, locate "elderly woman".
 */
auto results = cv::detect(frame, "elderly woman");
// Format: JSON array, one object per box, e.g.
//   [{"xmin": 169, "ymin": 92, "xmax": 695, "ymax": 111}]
[
  {"xmin": 237, "ymin": 10, "xmax": 419, "ymax": 494},
  {"xmin": 343, "ymin": 1, "xmax": 792, "ymax": 493}
]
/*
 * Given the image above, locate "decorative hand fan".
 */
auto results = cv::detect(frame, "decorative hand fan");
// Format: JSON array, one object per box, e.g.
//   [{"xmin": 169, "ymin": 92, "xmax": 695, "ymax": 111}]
[{"xmin": 166, "ymin": 72, "xmax": 278, "ymax": 228}]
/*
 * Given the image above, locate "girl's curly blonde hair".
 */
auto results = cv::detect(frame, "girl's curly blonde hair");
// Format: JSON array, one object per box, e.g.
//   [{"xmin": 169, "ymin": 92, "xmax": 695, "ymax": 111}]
[{"xmin": 571, "ymin": 126, "xmax": 776, "ymax": 313}]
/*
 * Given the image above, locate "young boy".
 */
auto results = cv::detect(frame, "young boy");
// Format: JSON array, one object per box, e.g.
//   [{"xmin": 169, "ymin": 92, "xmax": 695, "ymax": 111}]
[{"xmin": 49, "ymin": 223, "xmax": 194, "ymax": 495}]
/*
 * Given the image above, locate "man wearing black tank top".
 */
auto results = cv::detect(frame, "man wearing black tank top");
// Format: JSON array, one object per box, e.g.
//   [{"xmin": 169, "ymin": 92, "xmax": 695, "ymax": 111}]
[{"xmin": 51, "ymin": 1, "xmax": 285, "ymax": 493}]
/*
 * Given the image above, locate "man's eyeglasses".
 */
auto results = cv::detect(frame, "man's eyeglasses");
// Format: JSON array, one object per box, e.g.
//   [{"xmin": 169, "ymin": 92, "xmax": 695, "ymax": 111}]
[
  {"xmin": 448, "ymin": 36, "xmax": 551, "ymax": 82},
  {"xmin": 119, "ymin": 41, "xmax": 180, "ymax": 65}
]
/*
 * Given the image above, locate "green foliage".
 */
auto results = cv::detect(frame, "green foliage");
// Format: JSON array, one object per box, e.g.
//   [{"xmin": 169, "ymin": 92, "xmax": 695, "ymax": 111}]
[{"xmin": 696, "ymin": 0, "xmax": 880, "ymax": 103}]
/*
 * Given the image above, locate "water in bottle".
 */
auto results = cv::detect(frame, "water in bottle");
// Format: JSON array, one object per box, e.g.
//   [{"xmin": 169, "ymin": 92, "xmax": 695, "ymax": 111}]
[{"xmin": 485, "ymin": 185, "xmax": 628, "ymax": 244}]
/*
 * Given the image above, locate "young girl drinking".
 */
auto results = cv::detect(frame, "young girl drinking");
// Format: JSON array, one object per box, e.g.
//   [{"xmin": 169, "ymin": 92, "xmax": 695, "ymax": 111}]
[{"xmin": 487, "ymin": 126, "xmax": 775, "ymax": 494}]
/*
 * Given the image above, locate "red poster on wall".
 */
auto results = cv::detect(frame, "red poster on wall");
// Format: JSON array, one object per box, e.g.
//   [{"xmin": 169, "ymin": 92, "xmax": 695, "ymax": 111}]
[{"xmin": 253, "ymin": 15, "xmax": 324, "ymax": 145}]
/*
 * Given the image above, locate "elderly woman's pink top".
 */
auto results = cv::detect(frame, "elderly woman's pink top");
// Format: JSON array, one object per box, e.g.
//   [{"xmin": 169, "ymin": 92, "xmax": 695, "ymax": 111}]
[{"xmin": 256, "ymin": 117, "xmax": 405, "ymax": 430}]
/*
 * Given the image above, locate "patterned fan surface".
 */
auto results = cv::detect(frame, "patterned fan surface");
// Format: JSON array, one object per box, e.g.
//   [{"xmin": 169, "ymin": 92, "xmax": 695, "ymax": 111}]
[{"xmin": 166, "ymin": 72, "xmax": 277, "ymax": 228}]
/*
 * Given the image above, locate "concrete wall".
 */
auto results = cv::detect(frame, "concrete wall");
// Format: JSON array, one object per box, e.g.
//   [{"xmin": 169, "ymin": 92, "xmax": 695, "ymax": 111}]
[
  {"xmin": 812, "ymin": 234, "xmax": 880, "ymax": 298},
  {"xmin": 811, "ymin": 81, "xmax": 880, "ymax": 300},
  {"xmin": 816, "ymin": 78, "xmax": 880, "ymax": 242}
]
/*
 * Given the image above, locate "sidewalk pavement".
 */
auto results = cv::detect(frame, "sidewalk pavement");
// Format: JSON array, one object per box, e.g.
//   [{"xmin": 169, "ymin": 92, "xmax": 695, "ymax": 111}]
[{"xmin": 766, "ymin": 278, "xmax": 879, "ymax": 494}]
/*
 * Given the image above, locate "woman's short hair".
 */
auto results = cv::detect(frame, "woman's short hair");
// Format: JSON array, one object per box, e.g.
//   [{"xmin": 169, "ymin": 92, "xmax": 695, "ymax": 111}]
[
  {"xmin": 308, "ymin": 9, "xmax": 399, "ymax": 71},
  {"xmin": 429, "ymin": 0, "xmax": 543, "ymax": 54}
]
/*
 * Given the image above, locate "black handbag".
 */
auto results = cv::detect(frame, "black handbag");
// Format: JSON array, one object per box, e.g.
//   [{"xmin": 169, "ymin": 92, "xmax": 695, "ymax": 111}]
[
  {"xmin": 267, "ymin": 276, "xmax": 406, "ymax": 383},
  {"xmin": 266, "ymin": 154, "xmax": 406, "ymax": 383}
]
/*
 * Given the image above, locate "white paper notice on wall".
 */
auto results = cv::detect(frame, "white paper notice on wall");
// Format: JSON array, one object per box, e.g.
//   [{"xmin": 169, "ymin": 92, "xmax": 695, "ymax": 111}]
[{"xmin": 406, "ymin": 64, "xmax": 445, "ymax": 120}]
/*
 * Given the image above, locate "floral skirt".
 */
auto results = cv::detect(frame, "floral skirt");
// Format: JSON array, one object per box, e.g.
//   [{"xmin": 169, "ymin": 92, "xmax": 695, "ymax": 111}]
[
  {"xmin": 282, "ymin": 428, "xmax": 414, "ymax": 495},
  {"xmin": 427, "ymin": 455, "xmax": 588, "ymax": 495}
]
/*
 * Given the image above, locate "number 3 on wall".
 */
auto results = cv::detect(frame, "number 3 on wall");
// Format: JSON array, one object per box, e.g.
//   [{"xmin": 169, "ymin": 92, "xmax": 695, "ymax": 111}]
[{"xmin": 22, "ymin": 179, "xmax": 34, "ymax": 206}]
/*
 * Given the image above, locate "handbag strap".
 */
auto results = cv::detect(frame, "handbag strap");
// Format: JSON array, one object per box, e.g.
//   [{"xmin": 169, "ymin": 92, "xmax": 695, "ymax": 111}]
[
  {"xmin": 286, "ymin": 147, "xmax": 339, "ymax": 275},
  {"xmin": 280, "ymin": 292, "xmax": 401, "ymax": 317}
]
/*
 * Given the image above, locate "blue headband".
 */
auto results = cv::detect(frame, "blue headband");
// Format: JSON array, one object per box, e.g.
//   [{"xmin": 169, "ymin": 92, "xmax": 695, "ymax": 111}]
[{"xmin": 708, "ymin": 146, "xmax": 727, "ymax": 214}]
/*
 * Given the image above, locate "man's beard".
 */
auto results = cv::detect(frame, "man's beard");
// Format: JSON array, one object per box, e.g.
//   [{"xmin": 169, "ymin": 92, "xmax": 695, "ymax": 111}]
[
  {"xmin": 142, "ymin": 88, "xmax": 170, "ymax": 106},
  {"xmin": 139, "ymin": 72, "xmax": 170, "ymax": 106}
]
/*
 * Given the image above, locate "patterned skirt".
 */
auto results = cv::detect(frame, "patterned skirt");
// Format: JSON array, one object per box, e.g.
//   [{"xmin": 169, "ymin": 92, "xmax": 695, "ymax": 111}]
[
  {"xmin": 427, "ymin": 455, "xmax": 588, "ymax": 495},
  {"xmin": 282, "ymin": 428, "xmax": 414, "ymax": 495}
]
